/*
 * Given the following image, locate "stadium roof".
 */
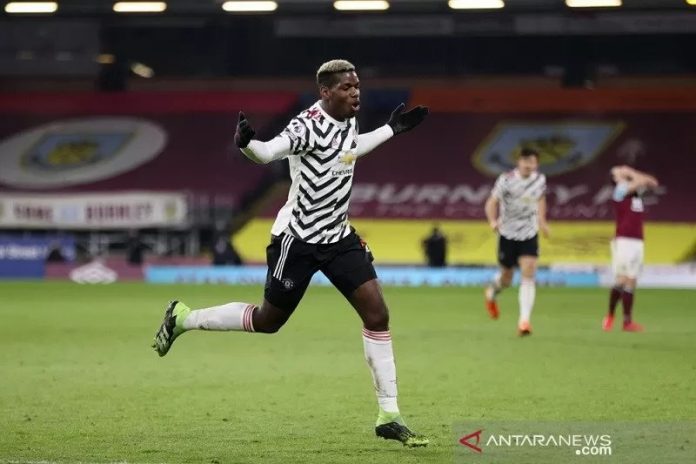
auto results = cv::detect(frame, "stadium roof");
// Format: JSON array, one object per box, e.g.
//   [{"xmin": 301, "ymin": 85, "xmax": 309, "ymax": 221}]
[{"xmin": 1, "ymin": 0, "xmax": 693, "ymax": 16}]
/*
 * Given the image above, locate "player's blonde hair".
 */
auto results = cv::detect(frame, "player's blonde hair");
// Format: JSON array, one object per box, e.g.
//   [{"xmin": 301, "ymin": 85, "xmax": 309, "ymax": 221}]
[{"xmin": 316, "ymin": 59, "xmax": 355, "ymax": 88}]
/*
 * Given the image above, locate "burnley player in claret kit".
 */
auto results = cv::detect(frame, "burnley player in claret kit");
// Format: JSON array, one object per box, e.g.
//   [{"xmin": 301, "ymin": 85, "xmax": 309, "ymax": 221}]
[
  {"xmin": 603, "ymin": 165, "xmax": 659, "ymax": 332},
  {"xmin": 151, "ymin": 59, "xmax": 430, "ymax": 447}
]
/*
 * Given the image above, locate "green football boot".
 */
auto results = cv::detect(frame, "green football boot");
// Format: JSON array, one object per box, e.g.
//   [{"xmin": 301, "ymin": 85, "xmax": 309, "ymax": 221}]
[
  {"xmin": 375, "ymin": 409, "xmax": 429, "ymax": 448},
  {"xmin": 152, "ymin": 300, "xmax": 191, "ymax": 357}
]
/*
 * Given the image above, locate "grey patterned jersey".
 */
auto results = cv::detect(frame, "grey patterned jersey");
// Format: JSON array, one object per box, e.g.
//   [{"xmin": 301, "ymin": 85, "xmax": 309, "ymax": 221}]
[{"xmin": 492, "ymin": 169, "xmax": 546, "ymax": 241}]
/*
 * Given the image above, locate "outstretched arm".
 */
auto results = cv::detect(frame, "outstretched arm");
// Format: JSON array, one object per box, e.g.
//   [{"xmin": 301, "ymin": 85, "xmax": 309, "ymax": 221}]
[
  {"xmin": 611, "ymin": 165, "xmax": 659, "ymax": 199},
  {"xmin": 356, "ymin": 125, "xmax": 393, "ymax": 157},
  {"xmin": 356, "ymin": 103, "xmax": 429, "ymax": 158},
  {"xmin": 242, "ymin": 138, "xmax": 292, "ymax": 165},
  {"xmin": 235, "ymin": 111, "xmax": 291, "ymax": 164}
]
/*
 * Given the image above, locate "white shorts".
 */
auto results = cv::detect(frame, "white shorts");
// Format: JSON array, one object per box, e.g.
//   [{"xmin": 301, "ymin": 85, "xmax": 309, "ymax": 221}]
[{"xmin": 611, "ymin": 237, "xmax": 644, "ymax": 279}]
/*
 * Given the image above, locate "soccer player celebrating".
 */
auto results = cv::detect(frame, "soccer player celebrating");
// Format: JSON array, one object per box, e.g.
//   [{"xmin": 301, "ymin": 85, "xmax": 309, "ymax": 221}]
[
  {"xmin": 152, "ymin": 59, "xmax": 429, "ymax": 447},
  {"xmin": 602, "ymin": 165, "xmax": 659, "ymax": 332},
  {"xmin": 483, "ymin": 148, "xmax": 549, "ymax": 336}
]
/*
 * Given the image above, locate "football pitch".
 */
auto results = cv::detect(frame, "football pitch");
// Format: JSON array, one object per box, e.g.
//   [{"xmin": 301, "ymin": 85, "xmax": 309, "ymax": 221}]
[{"xmin": 1, "ymin": 282, "xmax": 695, "ymax": 464}]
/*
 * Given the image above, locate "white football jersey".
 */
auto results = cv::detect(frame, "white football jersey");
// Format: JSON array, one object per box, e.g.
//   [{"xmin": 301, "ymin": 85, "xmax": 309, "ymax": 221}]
[
  {"xmin": 492, "ymin": 169, "xmax": 546, "ymax": 241},
  {"xmin": 271, "ymin": 101, "xmax": 359, "ymax": 244}
]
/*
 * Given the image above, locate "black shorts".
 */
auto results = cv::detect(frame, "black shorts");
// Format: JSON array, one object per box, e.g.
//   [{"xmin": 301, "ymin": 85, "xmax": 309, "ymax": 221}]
[
  {"xmin": 264, "ymin": 230, "xmax": 377, "ymax": 312},
  {"xmin": 497, "ymin": 234, "xmax": 539, "ymax": 268}
]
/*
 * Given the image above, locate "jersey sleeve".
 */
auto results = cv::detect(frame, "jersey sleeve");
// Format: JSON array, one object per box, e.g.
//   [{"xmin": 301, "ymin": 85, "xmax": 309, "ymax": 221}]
[
  {"xmin": 282, "ymin": 117, "xmax": 312, "ymax": 155},
  {"xmin": 241, "ymin": 135, "xmax": 292, "ymax": 164},
  {"xmin": 356, "ymin": 125, "xmax": 393, "ymax": 157},
  {"xmin": 491, "ymin": 174, "xmax": 506, "ymax": 200}
]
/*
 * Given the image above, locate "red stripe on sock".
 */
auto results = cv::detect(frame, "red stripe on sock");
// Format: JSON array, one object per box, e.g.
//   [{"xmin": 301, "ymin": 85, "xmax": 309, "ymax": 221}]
[
  {"xmin": 362, "ymin": 330, "xmax": 390, "ymax": 335},
  {"xmin": 362, "ymin": 333, "xmax": 391, "ymax": 339},
  {"xmin": 362, "ymin": 328, "xmax": 391, "ymax": 341},
  {"xmin": 243, "ymin": 305, "xmax": 255, "ymax": 332},
  {"xmin": 362, "ymin": 328, "xmax": 390, "ymax": 336}
]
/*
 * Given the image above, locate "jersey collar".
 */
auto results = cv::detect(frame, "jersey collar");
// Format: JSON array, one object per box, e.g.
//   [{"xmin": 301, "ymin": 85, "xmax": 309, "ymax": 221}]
[
  {"xmin": 316, "ymin": 100, "xmax": 349, "ymax": 128},
  {"xmin": 514, "ymin": 168, "xmax": 537, "ymax": 181}
]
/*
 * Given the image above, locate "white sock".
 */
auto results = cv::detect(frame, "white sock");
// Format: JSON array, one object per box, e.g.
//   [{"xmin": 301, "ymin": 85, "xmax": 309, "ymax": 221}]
[
  {"xmin": 488, "ymin": 272, "xmax": 504, "ymax": 298},
  {"xmin": 519, "ymin": 278, "xmax": 536, "ymax": 324},
  {"xmin": 362, "ymin": 328, "xmax": 399, "ymax": 414},
  {"xmin": 182, "ymin": 302, "xmax": 256, "ymax": 332}
]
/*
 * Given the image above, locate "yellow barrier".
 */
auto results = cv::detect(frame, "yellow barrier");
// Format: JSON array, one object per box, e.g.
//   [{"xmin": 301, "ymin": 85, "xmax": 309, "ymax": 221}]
[{"xmin": 233, "ymin": 219, "xmax": 696, "ymax": 265}]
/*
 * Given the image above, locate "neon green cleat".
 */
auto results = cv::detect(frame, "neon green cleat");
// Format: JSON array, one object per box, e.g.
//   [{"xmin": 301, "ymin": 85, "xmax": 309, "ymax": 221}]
[
  {"xmin": 151, "ymin": 300, "xmax": 191, "ymax": 357},
  {"xmin": 375, "ymin": 409, "xmax": 429, "ymax": 448}
]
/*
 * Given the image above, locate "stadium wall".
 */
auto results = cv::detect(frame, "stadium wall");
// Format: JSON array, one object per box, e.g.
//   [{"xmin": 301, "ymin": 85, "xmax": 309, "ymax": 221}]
[
  {"xmin": 1, "ymin": 88, "xmax": 694, "ymax": 286},
  {"xmin": 232, "ymin": 219, "xmax": 695, "ymax": 266}
]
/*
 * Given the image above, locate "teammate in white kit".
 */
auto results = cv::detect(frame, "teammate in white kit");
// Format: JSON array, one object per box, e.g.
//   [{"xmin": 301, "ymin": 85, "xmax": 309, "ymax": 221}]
[
  {"xmin": 483, "ymin": 148, "xmax": 550, "ymax": 336},
  {"xmin": 151, "ymin": 59, "xmax": 430, "ymax": 447}
]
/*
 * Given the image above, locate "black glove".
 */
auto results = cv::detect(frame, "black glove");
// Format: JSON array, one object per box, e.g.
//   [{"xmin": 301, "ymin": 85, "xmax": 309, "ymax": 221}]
[
  {"xmin": 234, "ymin": 111, "xmax": 256, "ymax": 148},
  {"xmin": 386, "ymin": 103, "xmax": 429, "ymax": 135}
]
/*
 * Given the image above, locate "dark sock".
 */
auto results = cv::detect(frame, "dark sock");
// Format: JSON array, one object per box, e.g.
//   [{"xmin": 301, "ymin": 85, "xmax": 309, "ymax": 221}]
[
  {"xmin": 622, "ymin": 289, "xmax": 634, "ymax": 324},
  {"xmin": 608, "ymin": 286, "xmax": 623, "ymax": 316}
]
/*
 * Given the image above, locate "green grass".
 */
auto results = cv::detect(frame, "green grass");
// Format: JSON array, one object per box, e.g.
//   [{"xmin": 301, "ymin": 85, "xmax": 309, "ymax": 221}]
[{"xmin": 1, "ymin": 282, "xmax": 695, "ymax": 464}]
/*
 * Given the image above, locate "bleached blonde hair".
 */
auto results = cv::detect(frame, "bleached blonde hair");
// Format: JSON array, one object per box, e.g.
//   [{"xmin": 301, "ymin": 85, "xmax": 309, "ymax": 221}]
[{"xmin": 316, "ymin": 59, "xmax": 355, "ymax": 88}]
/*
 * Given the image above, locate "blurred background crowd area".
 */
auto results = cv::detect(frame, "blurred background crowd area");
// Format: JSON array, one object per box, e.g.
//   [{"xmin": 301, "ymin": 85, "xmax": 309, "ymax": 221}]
[{"xmin": 0, "ymin": 0, "xmax": 694, "ymax": 284}]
